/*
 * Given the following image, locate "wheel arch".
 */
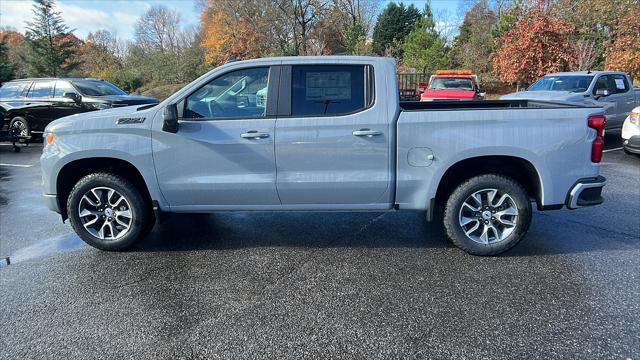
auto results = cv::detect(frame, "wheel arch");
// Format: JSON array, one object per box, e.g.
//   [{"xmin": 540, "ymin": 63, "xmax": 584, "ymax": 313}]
[
  {"xmin": 56, "ymin": 157, "xmax": 153, "ymax": 220},
  {"xmin": 434, "ymin": 155, "xmax": 543, "ymax": 210}
]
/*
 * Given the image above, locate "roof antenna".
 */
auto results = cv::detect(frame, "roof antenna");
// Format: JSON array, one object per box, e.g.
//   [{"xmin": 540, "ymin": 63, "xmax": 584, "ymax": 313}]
[
  {"xmin": 587, "ymin": 69, "xmax": 592, "ymax": 74},
  {"xmin": 225, "ymin": 55, "xmax": 237, "ymax": 64}
]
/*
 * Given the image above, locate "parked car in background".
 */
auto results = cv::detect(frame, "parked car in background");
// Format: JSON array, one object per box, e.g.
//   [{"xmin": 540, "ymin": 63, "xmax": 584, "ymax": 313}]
[
  {"xmin": 0, "ymin": 78, "xmax": 158, "ymax": 139},
  {"xmin": 501, "ymin": 71, "xmax": 640, "ymax": 129},
  {"xmin": 622, "ymin": 106, "xmax": 640, "ymax": 155},
  {"xmin": 420, "ymin": 70, "xmax": 485, "ymax": 101},
  {"xmin": 41, "ymin": 56, "xmax": 607, "ymax": 256}
]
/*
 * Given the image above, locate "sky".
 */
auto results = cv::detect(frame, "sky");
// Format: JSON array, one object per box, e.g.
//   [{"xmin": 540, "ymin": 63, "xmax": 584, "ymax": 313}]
[{"xmin": 0, "ymin": 0, "xmax": 463, "ymax": 41}]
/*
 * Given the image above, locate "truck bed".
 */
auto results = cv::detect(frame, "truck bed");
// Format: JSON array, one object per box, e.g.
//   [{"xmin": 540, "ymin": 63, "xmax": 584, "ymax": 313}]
[{"xmin": 400, "ymin": 100, "xmax": 595, "ymax": 111}]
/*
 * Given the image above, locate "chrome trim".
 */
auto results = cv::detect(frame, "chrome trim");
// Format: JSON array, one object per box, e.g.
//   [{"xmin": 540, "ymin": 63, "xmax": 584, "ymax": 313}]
[{"xmin": 567, "ymin": 179, "xmax": 606, "ymax": 209}]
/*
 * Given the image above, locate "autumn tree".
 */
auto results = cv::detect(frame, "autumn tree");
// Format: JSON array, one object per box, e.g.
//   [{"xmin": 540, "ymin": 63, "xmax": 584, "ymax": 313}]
[
  {"xmin": 23, "ymin": 0, "xmax": 80, "ymax": 77},
  {"xmin": 605, "ymin": 8, "xmax": 640, "ymax": 81},
  {"xmin": 493, "ymin": 6, "xmax": 577, "ymax": 85},
  {"xmin": 372, "ymin": 2, "xmax": 421, "ymax": 56},
  {"xmin": 401, "ymin": 4, "xmax": 449, "ymax": 74},
  {"xmin": 0, "ymin": 36, "xmax": 15, "ymax": 82},
  {"xmin": 551, "ymin": 0, "xmax": 636, "ymax": 69},
  {"xmin": 200, "ymin": 0, "xmax": 267, "ymax": 64}
]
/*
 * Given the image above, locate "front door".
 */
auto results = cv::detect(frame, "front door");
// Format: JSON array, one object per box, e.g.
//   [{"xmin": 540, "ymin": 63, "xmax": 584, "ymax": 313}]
[
  {"xmin": 153, "ymin": 66, "xmax": 281, "ymax": 209},
  {"xmin": 275, "ymin": 64, "xmax": 392, "ymax": 207}
]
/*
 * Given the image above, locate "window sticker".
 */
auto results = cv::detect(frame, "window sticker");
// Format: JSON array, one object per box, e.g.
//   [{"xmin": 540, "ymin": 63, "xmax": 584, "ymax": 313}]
[
  {"xmin": 305, "ymin": 72, "xmax": 351, "ymax": 101},
  {"xmin": 614, "ymin": 78, "xmax": 625, "ymax": 90}
]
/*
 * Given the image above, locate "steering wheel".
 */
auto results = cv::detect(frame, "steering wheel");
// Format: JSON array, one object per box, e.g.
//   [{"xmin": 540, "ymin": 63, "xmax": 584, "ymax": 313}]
[{"xmin": 207, "ymin": 100, "xmax": 225, "ymax": 118}]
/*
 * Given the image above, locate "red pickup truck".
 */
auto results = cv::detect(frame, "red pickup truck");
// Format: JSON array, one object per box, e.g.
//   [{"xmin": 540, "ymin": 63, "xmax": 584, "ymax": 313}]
[{"xmin": 420, "ymin": 70, "xmax": 485, "ymax": 101}]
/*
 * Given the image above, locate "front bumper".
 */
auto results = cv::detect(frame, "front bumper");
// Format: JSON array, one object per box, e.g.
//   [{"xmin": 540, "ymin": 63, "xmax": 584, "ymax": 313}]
[
  {"xmin": 566, "ymin": 176, "xmax": 606, "ymax": 209},
  {"xmin": 43, "ymin": 193, "xmax": 60, "ymax": 213},
  {"xmin": 623, "ymin": 135, "xmax": 640, "ymax": 154}
]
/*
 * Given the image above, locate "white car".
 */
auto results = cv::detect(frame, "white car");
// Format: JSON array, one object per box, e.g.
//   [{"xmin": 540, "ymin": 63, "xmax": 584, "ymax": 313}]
[{"xmin": 622, "ymin": 106, "xmax": 640, "ymax": 155}]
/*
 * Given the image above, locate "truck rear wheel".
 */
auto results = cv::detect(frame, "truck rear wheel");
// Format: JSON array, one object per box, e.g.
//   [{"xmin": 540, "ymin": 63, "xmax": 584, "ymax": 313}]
[
  {"xmin": 442, "ymin": 174, "xmax": 532, "ymax": 256},
  {"xmin": 67, "ymin": 173, "xmax": 152, "ymax": 251}
]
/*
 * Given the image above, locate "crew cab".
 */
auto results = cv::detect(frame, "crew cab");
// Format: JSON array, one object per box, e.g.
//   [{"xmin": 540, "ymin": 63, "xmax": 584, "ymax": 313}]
[
  {"xmin": 41, "ymin": 56, "xmax": 607, "ymax": 256},
  {"xmin": 501, "ymin": 71, "xmax": 640, "ymax": 129},
  {"xmin": 0, "ymin": 77, "xmax": 158, "ymax": 139},
  {"xmin": 420, "ymin": 70, "xmax": 485, "ymax": 101}
]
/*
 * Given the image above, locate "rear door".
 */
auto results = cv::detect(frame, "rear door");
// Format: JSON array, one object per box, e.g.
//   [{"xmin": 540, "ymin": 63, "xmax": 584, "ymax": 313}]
[
  {"xmin": 609, "ymin": 74, "xmax": 636, "ymax": 123},
  {"xmin": 24, "ymin": 80, "xmax": 54, "ymax": 131},
  {"xmin": 274, "ymin": 64, "xmax": 392, "ymax": 208}
]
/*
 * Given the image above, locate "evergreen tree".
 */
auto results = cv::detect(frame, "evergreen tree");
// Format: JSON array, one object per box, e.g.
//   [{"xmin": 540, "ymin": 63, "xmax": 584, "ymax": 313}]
[
  {"xmin": 344, "ymin": 21, "xmax": 367, "ymax": 55},
  {"xmin": 0, "ymin": 36, "xmax": 16, "ymax": 83},
  {"xmin": 372, "ymin": 2, "xmax": 421, "ymax": 55},
  {"xmin": 23, "ymin": 0, "xmax": 80, "ymax": 77},
  {"xmin": 401, "ymin": 4, "xmax": 450, "ymax": 74}
]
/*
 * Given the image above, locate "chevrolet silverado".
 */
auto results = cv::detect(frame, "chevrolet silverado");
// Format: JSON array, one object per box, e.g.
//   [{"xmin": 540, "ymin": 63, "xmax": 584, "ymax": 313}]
[{"xmin": 41, "ymin": 56, "xmax": 607, "ymax": 255}]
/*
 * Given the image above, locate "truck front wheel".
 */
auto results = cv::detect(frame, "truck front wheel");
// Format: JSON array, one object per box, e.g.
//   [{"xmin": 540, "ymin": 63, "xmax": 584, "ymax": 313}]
[
  {"xmin": 67, "ymin": 173, "xmax": 152, "ymax": 251},
  {"xmin": 442, "ymin": 174, "xmax": 532, "ymax": 256}
]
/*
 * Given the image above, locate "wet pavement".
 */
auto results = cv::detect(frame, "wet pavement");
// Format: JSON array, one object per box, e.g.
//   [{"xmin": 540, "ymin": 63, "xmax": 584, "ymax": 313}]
[{"xmin": 0, "ymin": 133, "xmax": 639, "ymax": 359}]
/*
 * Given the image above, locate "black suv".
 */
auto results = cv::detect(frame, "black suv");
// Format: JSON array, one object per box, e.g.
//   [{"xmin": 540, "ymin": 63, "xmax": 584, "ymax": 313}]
[{"xmin": 0, "ymin": 78, "xmax": 158, "ymax": 139}]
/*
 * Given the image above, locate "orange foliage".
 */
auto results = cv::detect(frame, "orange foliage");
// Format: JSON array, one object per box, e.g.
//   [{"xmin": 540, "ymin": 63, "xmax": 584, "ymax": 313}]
[
  {"xmin": 0, "ymin": 30, "xmax": 25, "ymax": 47},
  {"xmin": 493, "ymin": 7, "xmax": 577, "ymax": 84},
  {"xmin": 605, "ymin": 9, "xmax": 640, "ymax": 81},
  {"xmin": 200, "ymin": 2, "xmax": 265, "ymax": 65}
]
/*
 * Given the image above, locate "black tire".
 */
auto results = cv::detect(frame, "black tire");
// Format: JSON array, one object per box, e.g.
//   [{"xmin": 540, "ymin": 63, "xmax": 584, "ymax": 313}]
[
  {"xmin": 9, "ymin": 116, "xmax": 30, "ymax": 142},
  {"xmin": 67, "ymin": 173, "xmax": 153, "ymax": 251},
  {"xmin": 442, "ymin": 174, "xmax": 532, "ymax": 256}
]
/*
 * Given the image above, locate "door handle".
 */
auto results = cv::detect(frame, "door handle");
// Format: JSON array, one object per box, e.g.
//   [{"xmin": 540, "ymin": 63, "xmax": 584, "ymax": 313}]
[
  {"xmin": 240, "ymin": 130, "xmax": 270, "ymax": 139},
  {"xmin": 352, "ymin": 129, "xmax": 382, "ymax": 137}
]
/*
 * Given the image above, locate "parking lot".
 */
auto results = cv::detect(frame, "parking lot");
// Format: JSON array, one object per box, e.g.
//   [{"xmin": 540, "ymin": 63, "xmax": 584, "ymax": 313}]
[{"xmin": 0, "ymin": 132, "xmax": 638, "ymax": 358}]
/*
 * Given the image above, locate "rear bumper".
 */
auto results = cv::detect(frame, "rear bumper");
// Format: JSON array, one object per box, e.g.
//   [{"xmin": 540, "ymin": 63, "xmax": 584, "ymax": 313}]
[
  {"xmin": 566, "ymin": 176, "xmax": 606, "ymax": 209},
  {"xmin": 623, "ymin": 135, "xmax": 640, "ymax": 154},
  {"xmin": 43, "ymin": 193, "xmax": 60, "ymax": 213}
]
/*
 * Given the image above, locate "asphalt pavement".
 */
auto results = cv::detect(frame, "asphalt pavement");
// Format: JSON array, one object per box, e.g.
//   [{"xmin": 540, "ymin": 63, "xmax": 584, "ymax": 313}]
[{"xmin": 0, "ymin": 132, "xmax": 639, "ymax": 359}]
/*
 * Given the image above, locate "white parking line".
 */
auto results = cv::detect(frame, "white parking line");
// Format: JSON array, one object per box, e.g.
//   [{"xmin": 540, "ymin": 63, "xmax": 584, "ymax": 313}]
[
  {"xmin": 0, "ymin": 163, "xmax": 33, "ymax": 168},
  {"xmin": 603, "ymin": 147, "xmax": 623, "ymax": 153}
]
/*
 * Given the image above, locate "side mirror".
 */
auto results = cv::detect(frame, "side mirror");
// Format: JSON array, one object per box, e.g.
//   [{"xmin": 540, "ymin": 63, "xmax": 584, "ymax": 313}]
[
  {"xmin": 595, "ymin": 89, "xmax": 611, "ymax": 99},
  {"xmin": 63, "ymin": 92, "xmax": 81, "ymax": 103},
  {"xmin": 162, "ymin": 103, "xmax": 179, "ymax": 133}
]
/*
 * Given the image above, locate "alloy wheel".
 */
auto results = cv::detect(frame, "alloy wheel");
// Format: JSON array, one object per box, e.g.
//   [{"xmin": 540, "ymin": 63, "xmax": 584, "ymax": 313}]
[
  {"xmin": 458, "ymin": 188, "xmax": 519, "ymax": 244},
  {"xmin": 78, "ymin": 187, "xmax": 133, "ymax": 240}
]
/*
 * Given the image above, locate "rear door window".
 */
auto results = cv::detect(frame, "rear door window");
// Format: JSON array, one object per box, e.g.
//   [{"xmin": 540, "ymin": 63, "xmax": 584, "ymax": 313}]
[
  {"xmin": 291, "ymin": 65, "xmax": 369, "ymax": 117},
  {"xmin": 609, "ymin": 74, "xmax": 629, "ymax": 94},
  {"xmin": 27, "ymin": 81, "xmax": 53, "ymax": 98},
  {"xmin": 0, "ymin": 82, "xmax": 29, "ymax": 98}
]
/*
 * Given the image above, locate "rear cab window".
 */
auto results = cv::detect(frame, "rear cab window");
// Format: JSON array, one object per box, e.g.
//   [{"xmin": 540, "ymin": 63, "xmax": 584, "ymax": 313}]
[
  {"xmin": 0, "ymin": 82, "xmax": 29, "ymax": 99},
  {"xmin": 290, "ymin": 65, "xmax": 373, "ymax": 117}
]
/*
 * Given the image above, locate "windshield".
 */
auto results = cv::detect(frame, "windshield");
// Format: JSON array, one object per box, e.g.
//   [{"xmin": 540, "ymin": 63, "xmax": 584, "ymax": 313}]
[
  {"xmin": 527, "ymin": 76, "xmax": 594, "ymax": 92},
  {"xmin": 70, "ymin": 80, "xmax": 127, "ymax": 96},
  {"xmin": 429, "ymin": 77, "xmax": 474, "ymax": 91}
]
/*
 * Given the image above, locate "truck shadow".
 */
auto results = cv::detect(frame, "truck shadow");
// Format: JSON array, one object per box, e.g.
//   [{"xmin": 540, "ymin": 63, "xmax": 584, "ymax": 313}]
[
  {"xmin": 132, "ymin": 211, "xmax": 639, "ymax": 256},
  {"xmin": 134, "ymin": 211, "xmax": 454, "ymax": 252}
]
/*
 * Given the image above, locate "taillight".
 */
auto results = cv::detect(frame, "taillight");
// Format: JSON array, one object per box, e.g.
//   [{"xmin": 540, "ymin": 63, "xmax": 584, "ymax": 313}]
[{"xmin": 588, "ymin": 115, "xmax": 606, "ymax": 163}]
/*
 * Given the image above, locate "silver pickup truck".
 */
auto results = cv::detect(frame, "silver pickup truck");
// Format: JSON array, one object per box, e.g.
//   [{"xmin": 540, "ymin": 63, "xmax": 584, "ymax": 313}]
[
  {"xmin": 501, "ymin": 71, "xmax": 640, "ymax": 129},
  {"xmin": 41, "ymin": 56, "xmax": 607, "ymax": 256}
]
